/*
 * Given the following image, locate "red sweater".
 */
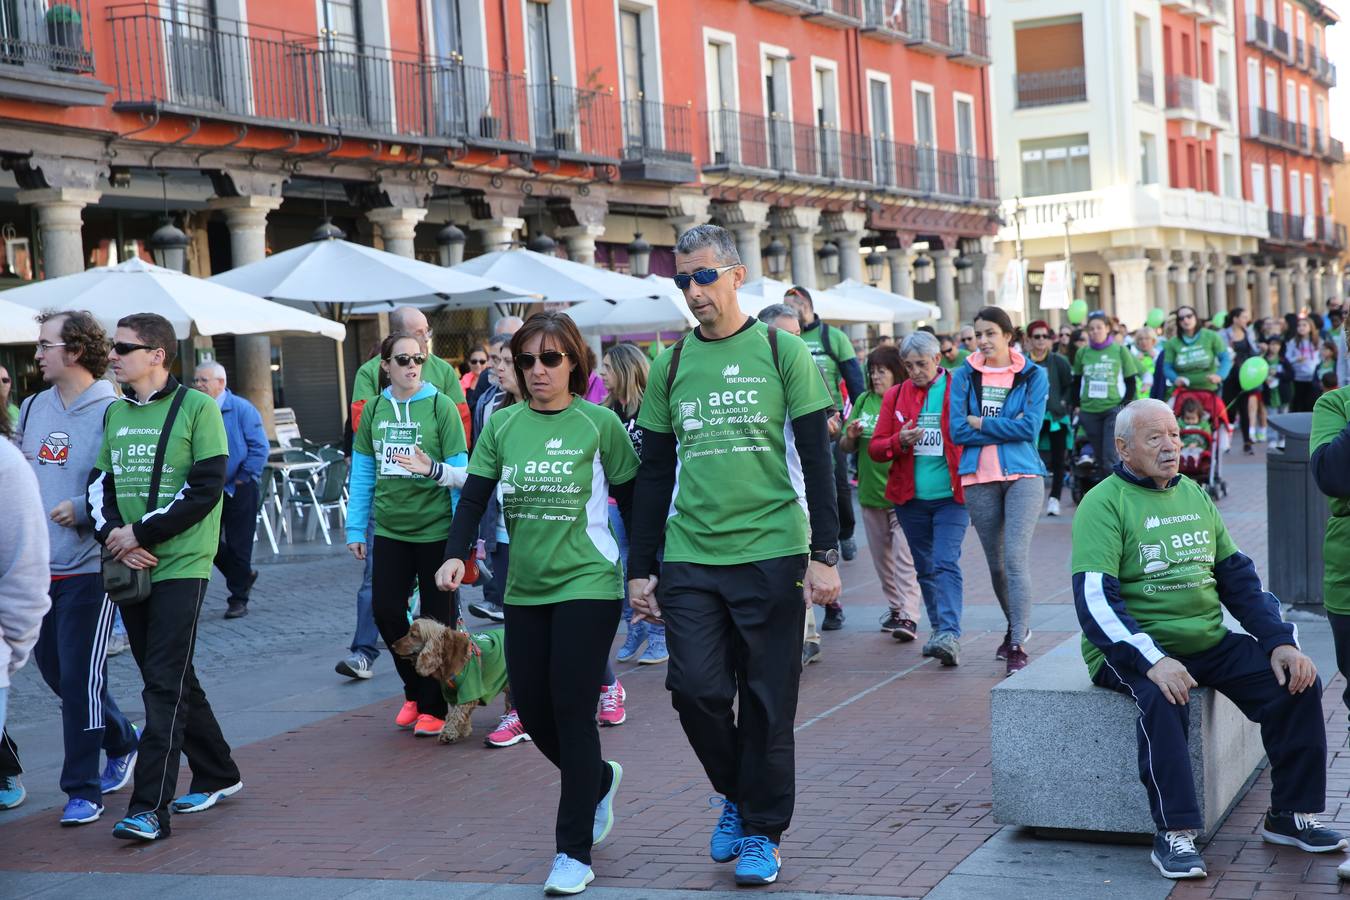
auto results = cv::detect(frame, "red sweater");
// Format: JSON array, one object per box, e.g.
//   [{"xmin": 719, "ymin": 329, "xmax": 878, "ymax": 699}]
[{"xmin": 868, "ymin": 373, "xmax": 965, "ymax": 506}]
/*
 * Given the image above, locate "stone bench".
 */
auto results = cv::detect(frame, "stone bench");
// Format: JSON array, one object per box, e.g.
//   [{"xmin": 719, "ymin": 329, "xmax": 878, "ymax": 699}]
[{"xmin": 990, "ymin": 635, "xmax": 1265, "ymax": 838}]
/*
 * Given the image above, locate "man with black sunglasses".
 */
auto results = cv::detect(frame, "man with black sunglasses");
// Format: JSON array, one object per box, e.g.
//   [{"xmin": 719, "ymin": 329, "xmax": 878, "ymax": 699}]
[{"xmin": 629, "ymin": 224, "xmax": 841, "ymax": 887}]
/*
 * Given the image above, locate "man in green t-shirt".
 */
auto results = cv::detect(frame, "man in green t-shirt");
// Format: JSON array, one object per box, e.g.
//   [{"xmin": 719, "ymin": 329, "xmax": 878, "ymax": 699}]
[
  {"xmin": 1072, "ymin": 398, "xmax": 1340, "ymax": 880},
  {"xmin": 89, "ymin": 313, "xmax": 241, "ymax": 842},
  {"xmin": 628, "ymin": 224, "xmax": 840, "ymax": 887}
]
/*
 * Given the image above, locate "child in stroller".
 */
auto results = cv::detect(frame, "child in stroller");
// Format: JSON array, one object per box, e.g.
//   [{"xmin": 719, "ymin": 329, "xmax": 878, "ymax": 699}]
[{"xmin": 1171, "ymin": 389, "xmax": 1229, "ymax": 499}]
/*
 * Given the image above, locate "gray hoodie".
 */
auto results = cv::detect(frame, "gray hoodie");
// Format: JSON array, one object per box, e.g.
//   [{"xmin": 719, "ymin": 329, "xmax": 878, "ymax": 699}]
[
  {"xmin": 15, "ymin": 380, "xmax": 116, "ymax": 575},
  {"xmin": 0, "ymin": 438, "xmax": 51, "ymax": 687}
]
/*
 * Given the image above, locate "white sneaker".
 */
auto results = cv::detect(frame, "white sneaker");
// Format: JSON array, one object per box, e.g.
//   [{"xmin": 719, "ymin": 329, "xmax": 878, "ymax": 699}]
[
  {"xmin": 1339, "ymin": 859, "xmax": 1350, "ymax": 880},
  {"xmin": 1045, "ymin": 497, "xmax": 1061, "ymax": 517},
  {"xmin": 106, "ymin": 632, "xmax": 130, "ymax": 657},
  {"xmin": 544, "ymin": 853, "xmax": 594, "ymax": 895}
]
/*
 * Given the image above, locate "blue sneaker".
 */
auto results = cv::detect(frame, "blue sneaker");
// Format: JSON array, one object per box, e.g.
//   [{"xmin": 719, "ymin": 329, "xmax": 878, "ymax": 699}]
[
  {"xmin": 171, "ymin": 781, "xmax": 242, "ymax": 814},
  {"xmin": 543, "ymin": 853, "xmax": 594, "ymax": 895},
  {"xmin": 616, "ymin": 621, "xmax": 647, "ymax": 663},
  {"xmin": 0, "ymin": 775, "xmax": 24, "ymax": 810},
  {"xmin": 60, "ymin": 798, "xmax": 104, "ymax": 826},
  {"xmin": 593, "ymin": 760, "xmax": 622, "ymax": 846},
  {"xmin": 101, "ymin": 748, "xmax": 137, "ymax": 794},
  {"xmin": 639, "ymin": 624, "xmax": 668, "ymax": 665},
  {"xmin": 112, "ymin": 811, "xmax": 162, "ymax": 841},
  {"xmin": 733, "ymin": 835, "xmax": 782, "ymax": 885},
  {"xmin": 709, "ymin": 796, "xmax": 744, "ymax": 862}
]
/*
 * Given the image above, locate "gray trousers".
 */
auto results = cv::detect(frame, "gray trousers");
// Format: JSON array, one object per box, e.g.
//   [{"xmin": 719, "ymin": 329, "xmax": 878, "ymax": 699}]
[{"xmin": 964, "ymin": 477, "xmax": 1044, "ymax": 645}]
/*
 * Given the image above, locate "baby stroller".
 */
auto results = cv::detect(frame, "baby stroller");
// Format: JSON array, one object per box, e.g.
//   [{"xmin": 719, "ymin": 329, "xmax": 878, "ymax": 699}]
[
  {"xmin": 1171, "ymin": 390, "xmax": 1229, "ymax": 500},
  {"xmin": 1069, "ymin": 422, "xmax": 1103, "ymax": 505}
]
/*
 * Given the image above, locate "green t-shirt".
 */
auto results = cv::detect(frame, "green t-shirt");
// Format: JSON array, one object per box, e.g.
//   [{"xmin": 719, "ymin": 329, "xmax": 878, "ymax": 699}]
[
  {"xmin": 1072, "ymin": 473, "xmax": 1239, "ymax": 678},
  {"xmin": 845, "ymin": 391, "xmax": 887, "ymax": 509},
  {"xmin": 1164, "ymin": 330, "xmax": 1227, "ymax": 393},
  {"xmin": 441, "ymin": 628, "xmax": 509, "ymax": 707},
  {"xmin": 5, "ymin": 403, "xmax": 17, "ymax": 427},
  {"xmin": 913, "ymin": 373, "xmax": 953, "ymax": 501},
  {"xmin": 1073, "ymin": 343, "xmax": 1140, "ymax": 413},
  {"xmin": 799, "ymin": 320, "xmax": 855, "ymax": 408},
  {"xmin": 96, "ymin": 387, "xmax": 228, "ymax": 583},
  {"xmin": 940, "ymin": 349, "xmax": 970, "ymax": 371},
  {"xmin": 352, "ymin": 353, "xmax": 467, "ymax": 406},
  {"xmin": 1312, "ymin": 387, "xmax": 1350, "ymax": 615},
  {"xmin": 353, "ymin": 389, "xmax": 468, "ymax": 543},
  {"xmin": 468, "ymin": 398, "xmax": 639, "ymax": 605},
  {"xmin": 638, "ymin": 321, "xmax": 833, "ymax": 565}
]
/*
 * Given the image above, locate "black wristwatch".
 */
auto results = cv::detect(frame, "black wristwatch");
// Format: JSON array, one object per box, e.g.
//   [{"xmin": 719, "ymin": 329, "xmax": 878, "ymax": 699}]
[{"xmin": 810, "ymin": 548, "xmax": 839, "ymax": 567}]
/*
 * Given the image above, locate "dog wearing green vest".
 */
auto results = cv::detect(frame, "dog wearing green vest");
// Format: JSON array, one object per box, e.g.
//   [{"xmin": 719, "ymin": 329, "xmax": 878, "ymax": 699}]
[{"xmin": 391, "ymin": 619, "xmax": 510, "ymax": 744}]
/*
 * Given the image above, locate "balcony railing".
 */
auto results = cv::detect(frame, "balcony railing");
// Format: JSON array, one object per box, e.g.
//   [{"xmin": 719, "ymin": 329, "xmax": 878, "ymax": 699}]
[
  {"xmin": 1016, "ymin": 67, "xmax": 1087, "ymax": 109},
  {"xmin": 1, "ymin": 0, "xmax": 95, "ymax": 74},
  {"xmin": 1312, "ymin": 51, "xmax": 1338, "ymax": 87},
  {"xmin": 1137, "ymin": 70, "xmax": 1155, "ymax": 104},
  {"xmin": 861, "ymin": 0, "xmax": 912, "ymax": 40},
  {"xmin": 1267, "ymin": 210, "xmax": 1286, "ymax": 240},
  {"xmin": 1246, "ymin": 14, "xmax": 1271, "ymax": 48},
  {"xmin": 946, "ymin": 3, "xmax": 990, "ymax": 64},
  {"xmin": 903, "ymin": 0, "xmax": 952, "ymax": 55},
  {"xmin": 1295, "ymin": 38, "xmax": 1306, "ymax": 68},
  {"xmin": 1216, "ymin": 88, "xmax": 1231, "ymax": 122},
  {"xmin": 1272, "ymin": 25, "xmax": 1290, "ymax": 57},
  {"xmin": 1243, "ymin": 106, "xmax": 1309, "ymax": 151},
  {"xmin": 619, "ymin": 98, "xmax": 696, "ymax": 183},
  {"xmin": 530, "ymin": 82, "xmax": 620, "ymax": 162},
  {"xmin": 803, "ymin": 0, "xmax": 863, "ymax": 29},
  {"xmin": 1165, "ymin": 74, "xmax": 1196, "ymax": 112},
  {"xmin": 1325, "ymin": 137, "xmax": 1345, "ymax": 164},
  {"xmin": 429, "ymin": 60, "xmax": 530, "ymax": 147}
]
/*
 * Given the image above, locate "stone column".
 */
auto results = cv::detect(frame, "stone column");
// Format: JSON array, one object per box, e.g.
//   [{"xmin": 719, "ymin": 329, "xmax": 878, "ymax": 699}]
[
  {"xmin": 1252, "ymin": 263, "xmax": 1275, "ymax": 320},
  {"xmin": 1275, "ymin": 267, "xmax": 1294, "ymax": 316},
  {"xmin": 1171, "ymin": 251, "xmax": 1193, "ymax": 310},
  {"xmin": 469, "ymin": 217, "xmax": 525, "ymax": 252},
  {"xmin": 715, "ymin": 200, "xmax": 770, "ymax": 282},
  {"xmin": 773, "ymin": 207, "xmax": 823, "ymax": 290},
  {"xmin": 1230, "ymin": 257, "xmax": 1250, "ymax": 312},
  {"xmin": 1149, "ymin": 256, "xmax": 1171, "ymax": 312},
  {"xmin": 1292, "ymin": 257, "xmax": 1310, "ymax": 312},
  {"xmin": 823, "ymin": 211, "xmax": 867, "ymax": 285},
  {"xmin": 1209, "ymin": 254, "xmax": 1228, "ymax": 318},
  {"xmin": 886, "ymin": 245, "xmax": 914, "ymax": 298},
  {"xmin": 16, "ymin": 187, "xmax": 101, "ymax": 278},
  {"xmin": 1323, "ymin": 262, "xmax": 1341, "ymax": 303},
  {"xmin": 1104, "ymin": 253, "xmax": 1151, "ymax": 331},
  {"xmin": 668, "ymin": 194, "xmax": 712, "ymax": 240},
  {"xmin": 1311, "ymin": 263, "xmax": 1325, "ymax": 310},
  {"xmin": 366, "ymin": 206, "xmax": 428, "ymax": 258},
  {"xmin": 933, "ymin": 249, "xmax": 960, "ymax": 326},
  {"xmin": 1192, "ymin": 256, "xmax": 1211, "ymax": 318},
  {"xmin": 558, "ymin": 224, "xmax": 606, "ymax": 266}
]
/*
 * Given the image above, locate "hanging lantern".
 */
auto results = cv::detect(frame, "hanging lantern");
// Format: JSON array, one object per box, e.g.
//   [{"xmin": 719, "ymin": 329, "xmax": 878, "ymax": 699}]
[
  {"xmin": 954, "ymin": 254, "xmax": 975, "ymax": 285},
  {"xmin": 913, "ymin": 253, "xmax": 934, "ymax": 284},
  {"xmin": 311, "ymin": 217, "xmax": 346, "ymax": 242},
  {"xmin": 627, "ymin": 231, "xmax": 652, "ymax": 278},
  {"xmin": 437, "ymin": 223, "xmax": 466, "ymax": 267},
  {"xmin": 865, "ymin": 246, "xmax": 886, "ymax": 283},
  {"xmin": 764, "ymin": 235, "xmax": 788, "ymax": 277},
  {"xmin": 148, "ymin": 216, "xmax": 190, "ymax": 273},
  {"xmin": 817, "ymin": 240, "xmax": 840, "ymax": 278},
  {"xmin": 527, "ymin": 233, "xmax": 557, "ymax": 254}
]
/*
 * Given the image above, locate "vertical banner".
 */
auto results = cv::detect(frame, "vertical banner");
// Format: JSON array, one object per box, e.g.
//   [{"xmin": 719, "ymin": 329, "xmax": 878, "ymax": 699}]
[{"xmin": 1038, "ymin": 259, "xmax": 1071, "ymax": 310}]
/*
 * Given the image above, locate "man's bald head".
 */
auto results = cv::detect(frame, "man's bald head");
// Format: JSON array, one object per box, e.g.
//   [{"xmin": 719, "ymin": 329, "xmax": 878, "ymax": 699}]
[
  {"xmin": 494, "ymin": 315, "xmax": 524, "ymax": 337},
  {"xmin": 390, "ymin": 306, "xmax": 432, "ymax": 351}
]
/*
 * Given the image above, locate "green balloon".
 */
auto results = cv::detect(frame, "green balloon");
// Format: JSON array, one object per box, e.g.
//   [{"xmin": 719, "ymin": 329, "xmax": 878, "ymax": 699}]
[
  {"xmin": 1146, "ymin": 307, "xmax": 1166, "ymax": 329},
  {"xmin": 1238, "ymin": 356, "xmax": 1269, "ymax": 392},
  {"xmin": 1066, "ymin": 299, "xmax": 1088, "ymax": 325},
  {"xmin": 1212, "ymin": 311, "xmax": 1227, "ymax": 328}
]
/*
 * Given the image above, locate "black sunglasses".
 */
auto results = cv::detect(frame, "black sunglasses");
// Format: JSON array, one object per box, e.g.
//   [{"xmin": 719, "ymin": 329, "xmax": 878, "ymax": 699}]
[
  {"xmin": 1029, "ymin": 332, "xmax": 1052, "ymax": 339},
  {"xmin": 516, "ymin": 350, "xmax": 570, "ymax": 369},
  {"xmin": 112, "ymin": 342, "xmax": 156, "ymax": 355},
  {"xmin": 673, "ymin": 264, "xmax": 740, "ymax": 291},
  {"xmin": 469, "ymin": 357, "xmax": 488, "ymax": 365},
  {"xmin": 391, "ymin": 353, "xmax": 427, "ymax": 367}
]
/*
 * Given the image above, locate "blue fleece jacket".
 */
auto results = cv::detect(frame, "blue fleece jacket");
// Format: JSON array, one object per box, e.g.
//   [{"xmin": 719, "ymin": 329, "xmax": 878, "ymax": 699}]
[{"xmin": 947, "ymin": 352, "xmax": 1049, "ymax": 478}]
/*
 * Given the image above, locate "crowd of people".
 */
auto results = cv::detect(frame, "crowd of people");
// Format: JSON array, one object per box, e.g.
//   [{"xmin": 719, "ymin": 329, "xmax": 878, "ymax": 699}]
[{"xmin": 0, "ymin": 223, "xmax": 1348, "ymax": 893}]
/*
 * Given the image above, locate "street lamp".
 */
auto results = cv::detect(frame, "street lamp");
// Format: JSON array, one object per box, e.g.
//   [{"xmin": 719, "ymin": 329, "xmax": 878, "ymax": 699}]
[
  {"xmin": 148, "ymin": 171, "xmax": 189, "ymax": 272},
  {"xmin": 627, "ymin": 231, "xmax": 652, "ymax": 277},
  {"xmin": 913, "ymin": 253, "xmax": 934, "ymax": 284},
  {"xmin": 764, "ymin": 235, "xmax": 787, "ymax": 277},
  {"xmin": 817, "ymin": 240, "xmax": 840, "ymax": 278},
  {"xmin": 527, "ymin": 232, "xmax": 557, "ymax": 254},
  {"xmin": 954, "ymin": 254, "xmax": 975, "ymax": 285},
  {"xmin": 437, "ymin": 223, "xmax": 465, "ymax": 267},
  {"xmin": 865, "ymin": 246, "xmax": 886, "ymax": 284},
  {"xmin": 311, "ymin": 218, "xmax": 346, "ymax": 241}
]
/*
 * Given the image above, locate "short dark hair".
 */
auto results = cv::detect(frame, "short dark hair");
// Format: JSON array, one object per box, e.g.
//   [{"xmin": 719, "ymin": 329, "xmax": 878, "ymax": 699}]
[
  {"xmin": 116, "ymin": 313, "xmax": 177, "ymax": 369},
  {"xmin": 511, "ymin": 312, "xmax": 590, "ymax": 400},
  {"xmin": 784, "ymin": 285, "xmax": 814, "ymax": 310},
  {"xmin": 973, "ymin": 306, "xmax": 1016, "ymax": 338},
  {"xmin": 380, "ymin": 331, "xmax": 420, "ymax": 360},
  {"xmin": 865, "ymin": 344, "xmax": 905, "ymax": 385},
  {"xmin": 37, "ymin": 309, "xmax": 110, "ymax": 378}
]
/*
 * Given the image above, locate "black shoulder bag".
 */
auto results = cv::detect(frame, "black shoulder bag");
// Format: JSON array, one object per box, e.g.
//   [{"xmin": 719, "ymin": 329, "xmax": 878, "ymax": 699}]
[{"xmin": 103, "ymin": 386, "xmax": 188, "ymax": 606}]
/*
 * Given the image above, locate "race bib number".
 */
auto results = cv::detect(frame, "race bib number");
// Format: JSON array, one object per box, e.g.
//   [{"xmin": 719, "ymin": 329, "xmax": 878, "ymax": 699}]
[
  {"xmin": 915, "ymin": 412, "xmax": 944, "ymax": 457},
  {"xmin": 380, "ymin": 423, "xmax": 421, "ymax": 477},
  {"xmin": 1087, "ymin": 379, "xmax": 1110, "ymax": 400},
  {"xmin": 980, "ymin": 386, "xmax": 1008, "ymax": 418},
  {"xmin": 1177, "ymin": 346, "xmax": 1211, "ymax": 370}
]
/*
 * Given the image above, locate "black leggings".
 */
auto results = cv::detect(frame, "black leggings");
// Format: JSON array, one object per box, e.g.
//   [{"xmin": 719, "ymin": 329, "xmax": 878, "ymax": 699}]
[
  {"xmin": 372, "ymin": 535, "xmax": 458, "ymax": 719},
  {"xmin": 1292, "ymin": 380, "xmax": 1319, "ymax": 413},
  {"xmin": 1038, "ymin": 420, "xmax": 1068, "ymax": 502},
  {"xmin": 1223, "ymin": 377, "xmax": 1256, "ymax": 446},
  {"xmin": 505, "ymin": 598, "xmax": 621, "ymax": 863}
]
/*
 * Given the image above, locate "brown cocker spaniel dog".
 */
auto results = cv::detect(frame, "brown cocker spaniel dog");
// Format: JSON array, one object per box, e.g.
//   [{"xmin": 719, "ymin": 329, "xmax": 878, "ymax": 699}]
[{"xmin": 390, "ymin": 618, "xmax": 508, "ymax": 744}]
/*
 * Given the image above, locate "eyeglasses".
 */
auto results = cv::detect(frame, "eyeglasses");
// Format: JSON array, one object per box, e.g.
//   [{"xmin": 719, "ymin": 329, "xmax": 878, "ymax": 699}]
[
  {"xmin": 468, "ymin": 357, "xmax": 488, "ymax": 365},
  {"xmin": 191, "ymin": 377, "xmax": 211, "ymax": 385},
  {"xmin": 1029, "ymin": 332, "xmax": 1052, "ymax": 340},
  {"xmin": 516, "ymin": 350, "xmax": 570, "ymax": 369},
  {"xmin": 1178, "ymin": 313, "xmax": 1196, "ymax": 321},
  {"xmin": 673, "ymin": 264, "xmax": 740, "ymax": 291},
  {"xmin": 36, "ymin": 341, "xmax": 67, "ymax": 353},
  {"xmin": 391, "ymin": 353, "xmax": 427, "ymax": 367},
  {"xmin": 112, "ymin": 342, "xmax": 156, "ymax": 356}
]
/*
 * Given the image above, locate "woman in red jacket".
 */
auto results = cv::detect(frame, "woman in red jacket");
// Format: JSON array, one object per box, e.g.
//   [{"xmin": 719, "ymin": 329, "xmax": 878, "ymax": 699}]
[{"xmin": 869, "ymin": 331, "xmax": 968, "ymax": 667}]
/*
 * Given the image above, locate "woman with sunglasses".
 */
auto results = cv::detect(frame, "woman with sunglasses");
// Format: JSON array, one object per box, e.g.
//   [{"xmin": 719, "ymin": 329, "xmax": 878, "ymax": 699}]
[
  {"xmin": 1024, "ymin": 320, "xmax": 1073, "ymax": 516},
  {"xmin": 1163, "ymin": 305, "xmax": 1231, "ymax": 399},
  {"xmin": 460, "ymin": 344, "xmax": 489, "ymax": 395},
  {"xmin": 436, "ymin": 313, "xmax": 640, "ymax": 895},
  {"xmin": 346, "ymin": 332, "xmax": 469, "ymax": 738}
]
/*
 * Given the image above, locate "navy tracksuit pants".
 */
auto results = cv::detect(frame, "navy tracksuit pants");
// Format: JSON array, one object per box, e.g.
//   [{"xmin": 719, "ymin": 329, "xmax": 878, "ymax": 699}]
[{"xmin": 1094, "ymin": 631, "xmax": 1327, "ymax": 831}]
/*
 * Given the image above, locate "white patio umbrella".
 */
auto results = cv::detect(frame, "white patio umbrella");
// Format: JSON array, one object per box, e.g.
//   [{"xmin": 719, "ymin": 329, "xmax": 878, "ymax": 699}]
[
  {"xmin": 209, "ymin": 238, "xmax": 538, "ymax": 317},
  {"xmin": 736, "ymin": 277, "xmax": 893, "ymax": 324},
  {"xmin": 451, "ymin": 248, "xmax": 663, "ymax": 303},
  {"xmin": 566, "ymin": 275, "xmax": 696, "ymax": 333},
  {"xmin": 831, "ymin": 278, "xmax": 941, "ymax": 322},
  {"xmin": 0, "ymin": 296, "xmax": 40, "ymax": 343},
  {"xmin": 1, "ymin": 258, "xmax": 346, "ymax": 341}
]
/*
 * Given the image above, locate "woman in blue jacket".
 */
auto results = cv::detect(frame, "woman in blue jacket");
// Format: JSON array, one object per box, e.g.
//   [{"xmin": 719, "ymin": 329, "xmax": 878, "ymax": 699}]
[{"xmin": 948, "ymin": 307, "xmax": 1049, "ymax": 676}]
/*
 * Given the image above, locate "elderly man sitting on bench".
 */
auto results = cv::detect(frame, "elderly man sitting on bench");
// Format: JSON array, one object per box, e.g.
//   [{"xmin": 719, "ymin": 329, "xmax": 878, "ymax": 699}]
[{"xmin": 1070, "ymin": 398, "xmax": 1344, "ymax": 880}]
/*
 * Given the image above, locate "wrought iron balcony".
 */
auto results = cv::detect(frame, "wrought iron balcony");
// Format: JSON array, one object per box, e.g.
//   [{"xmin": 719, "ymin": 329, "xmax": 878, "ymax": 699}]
[
  {"xmin": 427, "ymin": 60, "xmax": 530, "ymax": 149},
  {"xmin": 1137, "ymin": 70, "xmax": 1155, "ymax": 105},
  {"xmin": 1243, "ymin": 106, "xmax": 1307, "ymax": 151},
  {"xmin": 861, "ymin": 0, "xmax": 912, "ymax": 41},
  {"xmin": 1015, "ymin": 68, "xmax": 1087, "ymax": 109},
  {"xmin": 530, "ymin": 82, "xmax": 620, "ymax": 164},
  {"xmin": 1165, "ymin": 74, "xmax": 1196, "ymax": 112},
  {"xmin": 865, "ymin": 138, "xmax": 997, "ymax": 203},
  {"xmin": 1267, "ymin": 210, "xmax": 1286, "ymax": 241},
  {"xmin": 803, "ymin": 0, "xmax": 863, "ymax": 30},
  {"xmin": 619, "ymin": 98, "xmax": 695, "ymax": 183},
  {"xmin": 903, "ymin": 0, "xmax": 953, "ymax": 56},
  {"xmin": 1245, "ymin": 14, "xmax": 1271, "ymax": 49},
  {"xmin": 1311, "ymin": 50, "xmax": 1338, "ymax": 87},
  {"xmin": 947, "ymin": 3, "xmax": 990, "ymax": 65},
  {"xmin": 1324, "ymin": 136, "xmax": 1345, "ymax": 164},
  {"xmin": 0, "ymin": 0, "xmax": 106, "ymax": 106}
]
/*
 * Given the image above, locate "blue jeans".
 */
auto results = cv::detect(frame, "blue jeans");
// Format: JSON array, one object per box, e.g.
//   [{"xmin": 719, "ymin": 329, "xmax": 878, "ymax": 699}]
[
  {"xmin": 894, "ymin": 498, "xmax": 969, "ymax": 638},
  {"xmin": 350, "ymin": 520, "xmax": 380, "ymax": 662}
]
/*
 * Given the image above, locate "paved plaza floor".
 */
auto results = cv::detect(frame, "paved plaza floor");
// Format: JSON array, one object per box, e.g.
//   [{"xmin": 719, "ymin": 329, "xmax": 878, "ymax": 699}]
[{"xmin": 1, "ymin": 447, "xmax": 1347, "ymax": 899}]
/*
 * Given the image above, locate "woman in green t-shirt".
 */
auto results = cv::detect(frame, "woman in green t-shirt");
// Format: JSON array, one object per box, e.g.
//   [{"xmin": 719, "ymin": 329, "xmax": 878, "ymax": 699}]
[
  {"xmin": 346, "ymin": 333, "xmax": 469, "ymax": 738},
  {"xmin": 1072, "ymin": 311, "xmax": 1140, "ymax": 484},
  {"xmin": 839, "ymin": 344, "xmax": 922, "ymax": 640},
  {"xmin": 435, "ymin": 313, "xmax": 640, "ymax": 894},
  {"xmin": 1163, "ymin": 305, "xmax": 1232, "ymax": 396}
]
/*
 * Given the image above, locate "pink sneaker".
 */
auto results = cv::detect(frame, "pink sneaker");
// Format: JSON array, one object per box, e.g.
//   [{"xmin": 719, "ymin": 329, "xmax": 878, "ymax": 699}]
[
  {"xmin": 485, "ymin": 710, "xmax": 532, "ymax": 747},
  {"xmin": 394, "ymin": 700, "xmax": 419, "ymax": 729},
  {"xmin": 597, "ymin": 681, "xmax": 627, "ymax": 727}
]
